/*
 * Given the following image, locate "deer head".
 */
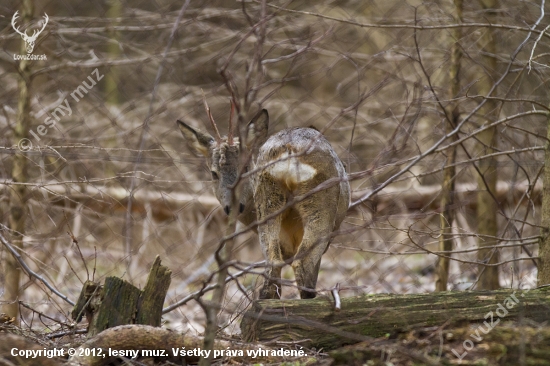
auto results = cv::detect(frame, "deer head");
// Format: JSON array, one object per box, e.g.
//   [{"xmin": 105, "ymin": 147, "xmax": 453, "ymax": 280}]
[
  {"xmin": 177, "ymin": 99, "xmax": 268, "ymax": 218},
  {"xmin": 12, "ymin": 11, "xmax": 48, "ymax": 54}
]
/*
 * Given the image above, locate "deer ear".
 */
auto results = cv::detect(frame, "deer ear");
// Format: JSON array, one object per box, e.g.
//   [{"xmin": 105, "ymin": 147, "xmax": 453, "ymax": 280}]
[
  {"xmin": 246, "ymin": 109, "xmax": 269, "ymax": 150},
  {"xmin": 177, "ymin": 120, "xmax": 214, "ymax": 157}
]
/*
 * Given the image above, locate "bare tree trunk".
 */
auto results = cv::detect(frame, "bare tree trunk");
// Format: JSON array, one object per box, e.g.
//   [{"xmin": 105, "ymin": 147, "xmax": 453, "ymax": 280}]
[
  {"xmin": 475, "ymin": 0, "xmax": 500, "ymax": 290},
  {"xmin": 435, "ymin": 0, "xmax": 462, "ymax": 292},
  {"xmin": 105, "ymin": 0, "xmax": 121, "ymax": 107},
  {"xmin": 103, "ymin": 0, "xmax": 122, "ymax": 182},
  {"xmin": 3, "ymin": 0, "xmax": 34, "ymax": 324},
  {"xmin": 198, "ymin": 202, "xmax": 238, "ymax": 366},
  {"xmin": 538, "ymin": 114, "xmax": 550, "ymax": 284}
]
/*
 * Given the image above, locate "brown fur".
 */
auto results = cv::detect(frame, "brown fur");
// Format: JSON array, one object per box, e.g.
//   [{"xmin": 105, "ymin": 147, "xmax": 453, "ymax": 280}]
[{"xmin": 177, "ymin": 109, "xmax": 350, "ymax": 299}]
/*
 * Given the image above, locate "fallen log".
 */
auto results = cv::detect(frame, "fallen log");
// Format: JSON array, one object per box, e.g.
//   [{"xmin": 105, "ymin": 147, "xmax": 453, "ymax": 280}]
[
  {"xmin": 241, "ymin": 288, "xmax": 550, "ymax": 351},
  {"xmin": 5, "ymin": 179, "xmax": 540, "ymax": 222},
  {"xmin": 67, "ymin": 324, "xmax": 312, "ymax": 366}
]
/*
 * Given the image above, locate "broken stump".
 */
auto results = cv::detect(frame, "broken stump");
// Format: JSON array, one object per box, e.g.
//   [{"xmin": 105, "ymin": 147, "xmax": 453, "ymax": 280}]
[{"xmin": 72, "ymin": 255, "xmax": 171, "ymax": 335}]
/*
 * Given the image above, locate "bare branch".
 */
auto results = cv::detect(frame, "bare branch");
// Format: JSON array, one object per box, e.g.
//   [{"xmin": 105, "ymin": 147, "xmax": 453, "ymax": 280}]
[{"xmin": 0, "ymin": 227, "xmax": 75, "ymax": 306}]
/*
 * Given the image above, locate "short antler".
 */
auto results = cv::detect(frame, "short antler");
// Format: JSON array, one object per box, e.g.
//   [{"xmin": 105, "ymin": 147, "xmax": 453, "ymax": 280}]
[{"xmin": 201, "ymin": 89, "xmax": 222, "ymax": 144}]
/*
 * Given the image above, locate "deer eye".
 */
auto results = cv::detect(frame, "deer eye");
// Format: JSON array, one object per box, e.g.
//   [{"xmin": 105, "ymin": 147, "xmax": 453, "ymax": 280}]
[{"xmin": 211, "ymin": 171, "xmax": 219, "ymax": 180}]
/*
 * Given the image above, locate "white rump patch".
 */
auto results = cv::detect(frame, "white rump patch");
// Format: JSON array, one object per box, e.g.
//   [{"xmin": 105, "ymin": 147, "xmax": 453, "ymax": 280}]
[{"xmin": 267, "ymin": 152, "xmax": 317, "ymax": 184}]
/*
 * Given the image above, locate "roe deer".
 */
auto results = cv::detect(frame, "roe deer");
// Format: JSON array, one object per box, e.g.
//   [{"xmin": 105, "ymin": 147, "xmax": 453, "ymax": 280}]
[{"xmin": 177, "ymin": 107, "xmax": 349, "ymax": 299}]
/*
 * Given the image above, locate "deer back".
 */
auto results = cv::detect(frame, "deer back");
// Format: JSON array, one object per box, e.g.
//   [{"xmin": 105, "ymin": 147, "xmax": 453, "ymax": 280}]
[{"xmin": 252, "ymin": 127, "xmax": 350, "ymax": 230}]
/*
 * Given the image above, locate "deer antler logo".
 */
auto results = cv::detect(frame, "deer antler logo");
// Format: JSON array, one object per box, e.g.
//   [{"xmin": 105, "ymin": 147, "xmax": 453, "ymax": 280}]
[{"xmin": 11, "ymin": 11, "xmax": 49, "ymax": 54}]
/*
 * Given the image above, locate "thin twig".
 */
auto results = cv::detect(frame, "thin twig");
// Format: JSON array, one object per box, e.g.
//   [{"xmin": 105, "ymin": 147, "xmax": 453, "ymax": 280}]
[
  {"xmin": 263, "ymin": 2, "xmax": 547, "ymax": 35},
  {"xmin": 528, "ymin": 0, "xmax": 547, "ymax": 73},
  {"xmin": 0, "ymin": 226, "xmax": 75, "ymax": 306},
  {"xmin": 162, "ymin": 261, "xmax": 265, "ymax": 314},
  {"xmin": 18, "ymin": 301, "xmax": 74, "ymax": 328},
  {"xmin": 65, "ymin": 210, "xmax": 89, "ymax": 281}
]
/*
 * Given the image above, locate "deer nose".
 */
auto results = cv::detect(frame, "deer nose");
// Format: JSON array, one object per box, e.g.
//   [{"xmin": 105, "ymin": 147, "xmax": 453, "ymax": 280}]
[
  {"xmin": 224, "ymin": 205, "xmax": 230, "ymax": 215},
  {"xmin": 239, "ymin": 203, "xmax": 245, "ymax": 213}
]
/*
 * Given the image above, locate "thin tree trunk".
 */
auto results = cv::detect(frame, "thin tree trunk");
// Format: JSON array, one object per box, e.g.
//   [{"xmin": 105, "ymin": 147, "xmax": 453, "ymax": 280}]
[
  {"xmin": 198, "ymin": 200, "xmax": 238, "ymax": 366},
  {"xmin": 475, "ymin": 0, "xmax": 500, "ymax": 290},
  {"xmin": 435, "ymin": 0, "xmax": 462, "ymax": 292},
  {"xmin": 538, "ymin": 113, "xmax": 550, "ymax": 284},
  {"xmin": 105, "ymin": 0, "xmax": 121, "ymax": 107},
  {"xmin": 3, "ymin": 0, "xmax": 34, "ymax": 324},
  {"xmin": 103, "ymin": 0, "xmax": 121, "ymax": 182}
]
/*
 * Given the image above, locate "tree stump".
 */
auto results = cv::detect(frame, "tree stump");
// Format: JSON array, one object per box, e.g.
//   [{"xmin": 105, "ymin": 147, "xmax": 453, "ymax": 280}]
[{"xmin": 72, "ymin": 256, "xmax": 171, "ymax": 335}]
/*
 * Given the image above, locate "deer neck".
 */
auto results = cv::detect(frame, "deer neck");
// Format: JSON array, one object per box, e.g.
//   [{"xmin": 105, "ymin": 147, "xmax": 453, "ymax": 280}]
[{"xmin": 236, "ymin": 177, "xmax": 256, "ymax": 228}]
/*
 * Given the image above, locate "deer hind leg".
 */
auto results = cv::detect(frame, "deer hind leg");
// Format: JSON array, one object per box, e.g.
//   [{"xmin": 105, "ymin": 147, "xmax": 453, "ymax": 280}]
[
  {"xmin": 291, "ymin": 189, "xmax": 339, "ymax": 299},
  {"xmin": 292, "ymin": 234, "xmax": 329, "ymax": 299},
  {"xmin": 258, "ymin": 220, "xmax": 285, "ymax": 299},
  {"xmin": 256, "ymin": 179, "xmax": 287, "ymax": 299}
]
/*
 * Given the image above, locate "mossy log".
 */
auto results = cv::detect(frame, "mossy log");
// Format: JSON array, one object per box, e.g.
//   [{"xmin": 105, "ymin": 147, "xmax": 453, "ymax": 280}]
[{"xmin": 241, "ymin": 288, "xmax": 550, "ymax": 351}]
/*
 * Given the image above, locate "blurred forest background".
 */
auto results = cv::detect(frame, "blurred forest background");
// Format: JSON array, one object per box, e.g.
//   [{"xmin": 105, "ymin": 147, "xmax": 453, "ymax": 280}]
[{"xmin": 0, "ymin": 0, "xmax": 548, "ymax": 338}]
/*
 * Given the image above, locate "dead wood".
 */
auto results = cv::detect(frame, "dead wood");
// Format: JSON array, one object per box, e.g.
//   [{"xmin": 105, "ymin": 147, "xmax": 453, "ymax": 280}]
[
  {"xmin": 71, "ymin": 256, "xmax": 171, "ymax": 335},
  {"xmin": 67, "ymin": 324, "xmax": 308, "ymax": 365},
  {"xmin": 241, "ymin": 288, "xmax": 550, "ymax": 351}
]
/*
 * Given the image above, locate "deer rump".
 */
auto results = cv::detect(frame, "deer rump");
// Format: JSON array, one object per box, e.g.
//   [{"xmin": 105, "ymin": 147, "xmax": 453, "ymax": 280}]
[
  {"xmin": 252, "ymin": 127, "xmax": 349, "ymax": 299},
  {"xmin": 177, "ymin": 109, "xmax": 349, "ymax": 299}
]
